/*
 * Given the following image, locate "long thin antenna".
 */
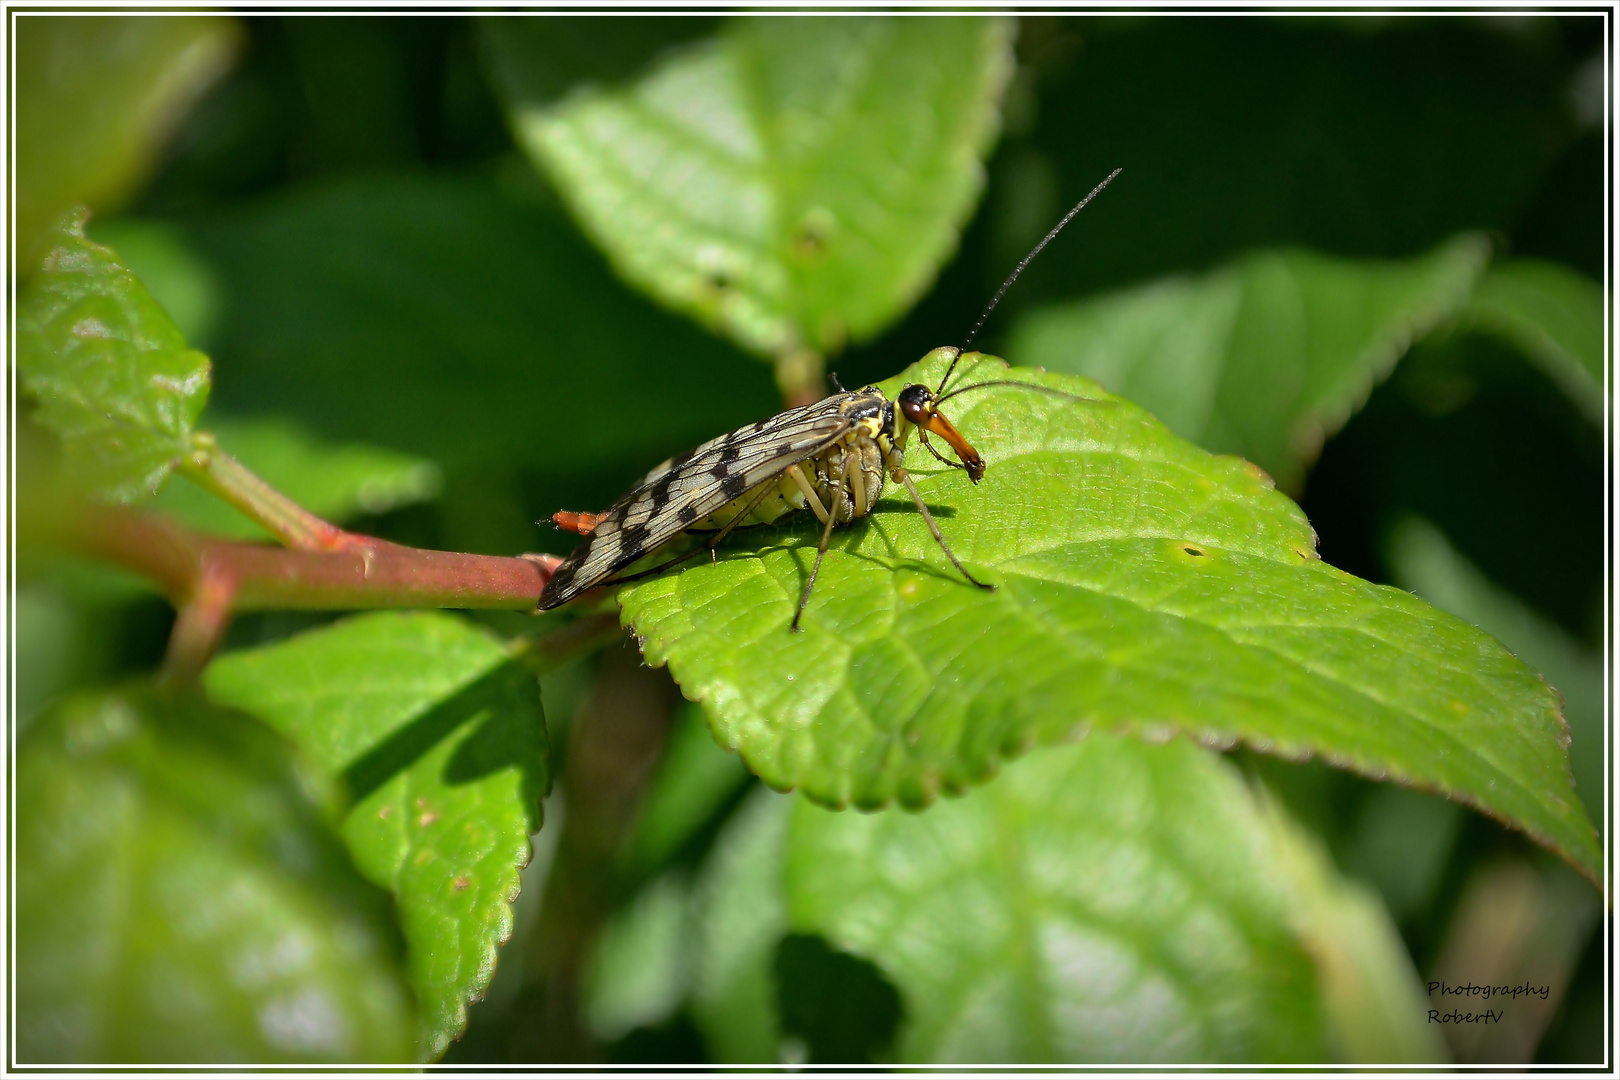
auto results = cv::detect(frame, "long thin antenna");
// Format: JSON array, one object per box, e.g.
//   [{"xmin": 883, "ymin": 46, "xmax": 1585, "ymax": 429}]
[{"xmin": 938, "ymin": 167, "xmax": 1122, "ymax": 395}]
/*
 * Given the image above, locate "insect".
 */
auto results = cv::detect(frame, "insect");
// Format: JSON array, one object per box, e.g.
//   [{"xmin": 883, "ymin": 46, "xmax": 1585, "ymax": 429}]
[{"xmin": 537, "ymin": 168, "xmax": 1122, "ymax": 631}]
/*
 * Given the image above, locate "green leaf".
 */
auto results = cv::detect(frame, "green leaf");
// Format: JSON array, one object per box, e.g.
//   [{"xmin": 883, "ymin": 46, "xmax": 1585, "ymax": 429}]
[
  {"xmin": 690, "ymin": 788, "xmax": 792, "ymax": 1064},
  {"xmin": 1006, "ymin": 235, "xmax": 1491, "ymax": 490},
  {"xmin": 618, "ymin": 350, "xmax": 1598, "ymax": 881},
  {"xmin": 204, "ymin": 612, "xmax": 549, "ymax": 1061},
  {"xmin": 19, "ymin": 209, "xmax": 213, "ymax": 503},
  {"xmin": 16, "ymin": 585, "xmax": 86, "ymax": 731},
  {"xmin": 622, "ymin": 702, "xmax": 752, "ymax": 875},
  {"xmin": 787, "ymin": 736, "xmax": 1438, "ymax": 1062},
  {"xmin": 153, "ymin": 415, "xmax": 443, "ymax": 540},
  {"xmin": 1387, "ymin": 517, "xmax": 1604, "ymax": 828},
  {"xmin": 506, "ymin": 17, "xmax": 1013, "ymax": 360},
  {"xmin": 89, "ymin": 217, "xmax": 223, "ymax": 347},
  {"xmin": 17, "ymin": 686, "xmax": 412, "ymax": 1062},
  {"xmin": 17, "ymin": 15, "xmax": 238, "ymax": 270},
  {"xmin": 1458, "ymin": 259, "xmax": 1604, "ymax": 425}
]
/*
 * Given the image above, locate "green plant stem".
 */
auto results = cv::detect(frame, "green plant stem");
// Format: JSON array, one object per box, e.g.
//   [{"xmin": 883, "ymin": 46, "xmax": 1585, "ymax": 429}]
[{"xmin": 178, "ymin": 433, "xmax": 365, "ymax": 551}]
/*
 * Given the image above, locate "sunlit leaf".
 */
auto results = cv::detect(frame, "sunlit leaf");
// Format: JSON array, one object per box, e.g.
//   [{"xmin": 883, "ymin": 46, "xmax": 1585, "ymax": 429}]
[
  {"xmin": 204, "ymin": 612, "xmax": 549, "ymax": 1060},
  {"xmin": 505, "ymin": 17, "xmax": 1013, "ymax": 363},
  {"xmin": 89, "ymin": 217, "xmax": 223, "ymax": 347},
  {"xmin": 18, "ymin": 209, "xmax": 212, "ymax": 503},
  {"xmin": 618, "ymin": 350, "xmax": 1598, "ymax": 880},
  {"xmin": 1006, "ymin": 235, "xmax": 1491, "ymax": 489},
  {"xmin": 1387, "ymin": 517, "xmax": 1604, "ymax": 826},
  {"xmin": 17, "ymin": 686, "xmax": 413, "ymax": 1063}
]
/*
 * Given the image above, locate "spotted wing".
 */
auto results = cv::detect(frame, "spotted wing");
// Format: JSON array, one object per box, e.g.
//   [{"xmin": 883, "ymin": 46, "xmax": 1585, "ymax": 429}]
[{"xmin": 537, "ymin": 395, "xmax": 857, "ymax": 608}]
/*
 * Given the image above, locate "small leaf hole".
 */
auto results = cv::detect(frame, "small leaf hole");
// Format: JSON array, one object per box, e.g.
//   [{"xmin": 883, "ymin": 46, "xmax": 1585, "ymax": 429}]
[{"xmin": 793, "ymin": 207, "xmax": 838, "ymax": 261}]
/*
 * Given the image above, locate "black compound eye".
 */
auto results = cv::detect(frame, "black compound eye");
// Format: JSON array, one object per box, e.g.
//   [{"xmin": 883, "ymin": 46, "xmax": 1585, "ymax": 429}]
[{"xmin": 897, "ymin": 384, "xmax": 933, "ymax": 424}]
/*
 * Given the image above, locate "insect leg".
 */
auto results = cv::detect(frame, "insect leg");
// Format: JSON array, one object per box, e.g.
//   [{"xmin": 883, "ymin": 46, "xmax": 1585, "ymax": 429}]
[
  {"xmin": 791, "ymin": 457, "xmax": 850, "ymax": 632},
  {"xmin": 916, "ymin": 428, "xmax": 970, "ymax": 475},
  {"xmin": 847, "ymin": 450, "xmax": 867, "ymax": 514},
  {"xmin": 896, "ymin": 469, "xmax": 994, "ymax": 592},
  {"xmin": 785, "ymin": 463, "xmax": 830, "ymax": 524}
]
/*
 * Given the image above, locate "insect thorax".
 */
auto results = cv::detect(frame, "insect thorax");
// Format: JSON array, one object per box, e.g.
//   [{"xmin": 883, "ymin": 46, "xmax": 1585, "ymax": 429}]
[{"xmin": 690, "ymin": 393, "xmax": 896, "ymax": 533}]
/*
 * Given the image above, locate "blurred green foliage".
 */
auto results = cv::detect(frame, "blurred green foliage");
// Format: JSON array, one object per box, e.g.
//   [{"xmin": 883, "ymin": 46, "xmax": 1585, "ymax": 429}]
[
  {"xmin": 13, "ymin": 13, "xmax": 1605, "ymax": 1067},
  {"xmin": 16, "ymin": 15, "xmax": 238, "ymax": 269},
  {"xmin": 778, "ymin": 736, "xmax": 1440, "ymax": 1062},
  {"xmin": 1008, "ymin": 235, "xmax": 1494, "ymax": 489},
  {"xmin": 18, "ymin": 686, "xmax": 414, "ymax": 1062}
]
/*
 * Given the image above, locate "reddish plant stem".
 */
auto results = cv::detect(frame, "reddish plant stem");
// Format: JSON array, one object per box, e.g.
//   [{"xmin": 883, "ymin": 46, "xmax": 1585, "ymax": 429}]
[
  {"xmin": 53, "ymin": 437, "xmax": 569, "ymax": 677},
  {"xmin": 160, "ymin": 559, "xmax": 237, "ymax": 682},
  {"xmin": 71, "ymin": 505, "xmax": 561, "ymax": 614}
]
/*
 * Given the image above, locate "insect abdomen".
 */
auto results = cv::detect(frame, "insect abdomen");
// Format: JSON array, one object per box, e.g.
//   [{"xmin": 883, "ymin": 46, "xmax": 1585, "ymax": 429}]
[{"xmin": 690, "ymin": 471, "xmax": 810, "ymax": 531}]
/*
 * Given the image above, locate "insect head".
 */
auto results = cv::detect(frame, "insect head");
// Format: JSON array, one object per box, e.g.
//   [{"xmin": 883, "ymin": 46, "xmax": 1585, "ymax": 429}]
[{"xmin": 896, "ymin": 380, "xmax": 985, "ymax": 483}]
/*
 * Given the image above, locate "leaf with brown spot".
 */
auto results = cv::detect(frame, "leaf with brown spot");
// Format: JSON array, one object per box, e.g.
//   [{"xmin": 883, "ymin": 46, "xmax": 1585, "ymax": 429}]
[{"xmin": 205, "ymin": 612, "xmax": 550, "ymax": 1061}]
